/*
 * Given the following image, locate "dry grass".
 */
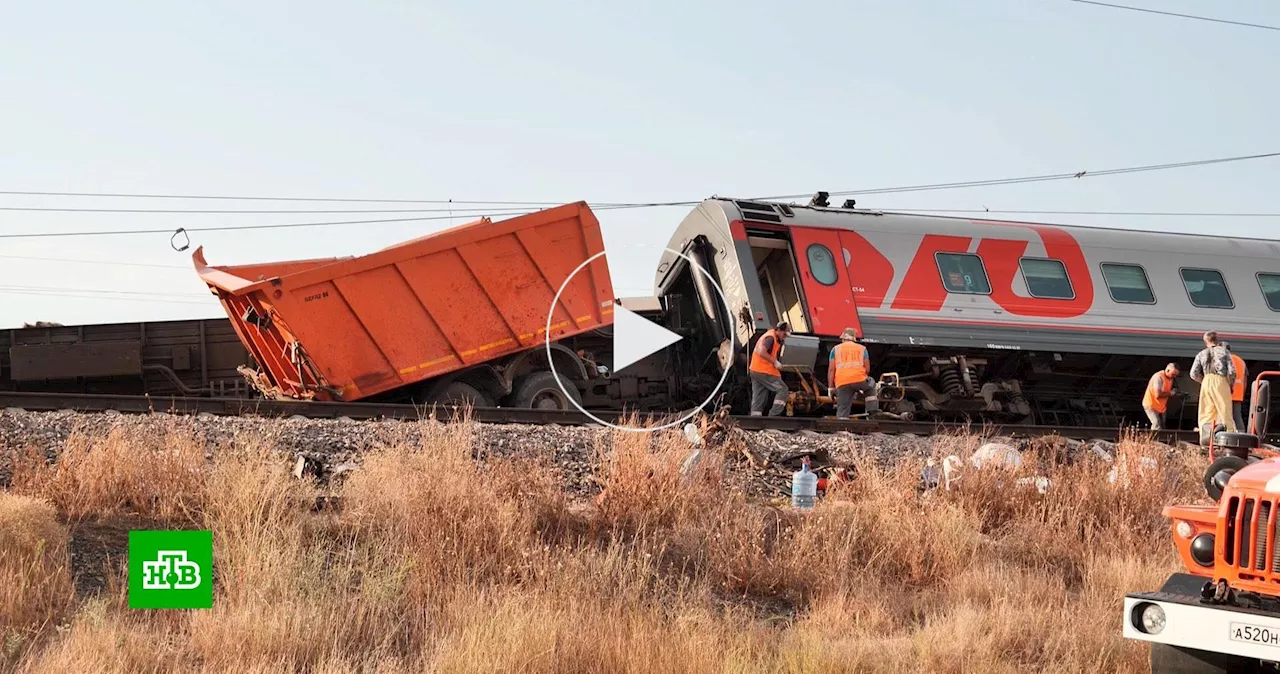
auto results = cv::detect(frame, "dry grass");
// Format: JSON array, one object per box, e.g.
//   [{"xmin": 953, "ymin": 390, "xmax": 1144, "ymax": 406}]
[{"xmin": 0, "ymin": 418, "xmax": 1206, "ymax": 673}]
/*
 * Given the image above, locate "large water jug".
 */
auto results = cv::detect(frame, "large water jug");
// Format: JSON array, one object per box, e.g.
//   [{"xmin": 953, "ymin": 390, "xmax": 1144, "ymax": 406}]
[{"xmin": 791, "ymin": 458, "xmax": 818, "ymax": 509}]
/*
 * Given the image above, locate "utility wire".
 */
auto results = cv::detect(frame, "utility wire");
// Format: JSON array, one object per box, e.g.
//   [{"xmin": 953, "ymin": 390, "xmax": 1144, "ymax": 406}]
[
  {"xmin": 0, "ymin": 292, "xmax": 210, "ymax": 306},
  {"xmin": 0, "ymin": 205, "xmax": 543, "ymax": 215},
  {"xmin": 0, "ymin": 288, "xmax": 211, "ymax": 306},
  {"xmin": 754, "ymin": 152, "xmax": 1280, "ymax": 201},
  {"xmin": 0, "ymin": 284, "xmax": 207, "ymax": 299},
  {"xmin": 1, "ymin": 151, "xmax": 1277, "ymax": 240},
  {"xmin": 878, "ymin": 208, "xmax": 1280, "ymax": 217},
  {"xmin": 1064, "ymin": 0, "xmax": 1280, "ymax": 32},
  {"xmin": 0, "ymin": 253, "xmax": 187, "ymax": 268}
]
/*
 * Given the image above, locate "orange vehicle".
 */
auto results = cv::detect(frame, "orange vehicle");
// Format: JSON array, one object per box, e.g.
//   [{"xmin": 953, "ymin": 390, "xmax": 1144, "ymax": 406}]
[
  {"xmin": 195, "ymin": 202, "xmax": 654, "ymax": 409},
  {"xmin": 1123, "ymin": 372, "xmax": 1280, "ymax": 672}
]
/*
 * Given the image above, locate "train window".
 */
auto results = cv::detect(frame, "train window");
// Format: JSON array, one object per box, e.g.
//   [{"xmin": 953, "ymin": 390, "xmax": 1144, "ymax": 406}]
[
  {"xmin": 934, "ymin": 253, "xmax": 992, "ymax": 294},
  {"xmin": 1019, "ymin": 257, "xmax": 1075, "ymax": 300},
  {"xmin": 1257, "ymin": 273, "xmax": 1280, "ymax": 312},
  {"xmin": 806, "ymin": 243, "xmax": 839, "ymax": 286},
  {"xmin": 1180, "ymin": 268, "xmax": 1234, "ymax": 309},
  {"xmin": 1100, "ymin": 263, "xmax": 1155, "ymax": 304}
]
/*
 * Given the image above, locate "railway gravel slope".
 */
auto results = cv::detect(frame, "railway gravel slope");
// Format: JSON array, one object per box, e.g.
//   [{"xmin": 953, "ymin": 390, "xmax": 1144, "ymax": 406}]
[{"xmin": 0, "ymin": 407, "xmax": 1181, "ymax": 500}]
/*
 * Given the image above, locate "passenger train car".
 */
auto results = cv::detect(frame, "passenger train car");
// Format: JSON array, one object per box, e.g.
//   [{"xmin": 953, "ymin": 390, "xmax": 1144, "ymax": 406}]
[{"xmin": 657, "ymin": 197, "xmax": 1280, "ymax": 427}]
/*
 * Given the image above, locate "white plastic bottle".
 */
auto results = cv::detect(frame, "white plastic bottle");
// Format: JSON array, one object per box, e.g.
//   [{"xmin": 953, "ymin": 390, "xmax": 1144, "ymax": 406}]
[{"xmin": 792, "ymin": 457, "xmax": 818, "ymax": 509}]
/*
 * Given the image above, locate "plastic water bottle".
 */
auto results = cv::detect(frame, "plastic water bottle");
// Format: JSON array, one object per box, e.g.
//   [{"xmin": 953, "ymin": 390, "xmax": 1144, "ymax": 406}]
[{"xmin": 792, "ymin": 457, "xmax": 817, "ymax": 509}]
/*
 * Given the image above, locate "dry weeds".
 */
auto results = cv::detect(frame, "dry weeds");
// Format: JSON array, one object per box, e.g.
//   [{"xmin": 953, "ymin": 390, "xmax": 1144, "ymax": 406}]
[{"xmin": 1, "ymin": 417, "xmax": 1204, "ymax": 673}]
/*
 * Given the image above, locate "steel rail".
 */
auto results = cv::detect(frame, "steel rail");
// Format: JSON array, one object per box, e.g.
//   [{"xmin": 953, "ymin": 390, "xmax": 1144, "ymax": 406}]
[{"xmin": 0, "ymin": 390, "xmax": 1213, "ymax": 444}]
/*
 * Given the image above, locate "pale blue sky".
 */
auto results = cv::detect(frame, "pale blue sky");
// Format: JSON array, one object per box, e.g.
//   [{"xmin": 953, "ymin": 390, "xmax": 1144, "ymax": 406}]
[{"xmin": 1, "ymin": 0, "xmax": 1277, "ymax": 328}]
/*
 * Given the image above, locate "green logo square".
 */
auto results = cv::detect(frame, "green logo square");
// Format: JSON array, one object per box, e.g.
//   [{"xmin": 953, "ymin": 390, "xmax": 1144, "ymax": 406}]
[{"xmin": 128, "ymin": 530, "xmax": 213, "ymax": 609}]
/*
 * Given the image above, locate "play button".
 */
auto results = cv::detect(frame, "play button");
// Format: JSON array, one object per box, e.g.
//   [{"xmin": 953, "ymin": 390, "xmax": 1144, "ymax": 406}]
[
  {"xmin": 545, "ymin": 247, "xmax": 735, "ymax": 434},
  {"xmin": 612, "ymin": 302, "xmax": 683, "ymax": 372}
]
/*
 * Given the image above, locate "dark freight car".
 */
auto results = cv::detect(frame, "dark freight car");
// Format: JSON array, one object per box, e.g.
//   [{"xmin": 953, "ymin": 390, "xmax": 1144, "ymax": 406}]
[{"xmin": 1, "ymin": 318, "xmax": 254, "ymax": 398}]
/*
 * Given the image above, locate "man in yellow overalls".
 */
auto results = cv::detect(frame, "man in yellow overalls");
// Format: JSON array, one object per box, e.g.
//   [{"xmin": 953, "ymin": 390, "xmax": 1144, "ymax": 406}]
[
  {"xmin": 1190, "ymin": 330, "xmax": 1237, "ymax": 441},
  {"xmin": 827, "ymin": 327, "xmax": 876, "ymax": 420}
]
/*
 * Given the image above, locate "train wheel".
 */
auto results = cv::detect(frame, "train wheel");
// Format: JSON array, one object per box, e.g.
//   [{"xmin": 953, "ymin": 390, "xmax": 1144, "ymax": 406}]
[
  {"xmin": 1149, "ymin": 642, "xmax": 1259, "ymax": 673},
  {"xmin": 426, "ymin": 381, "xmax": 494, "ymax": 411},
  {"xmin": 511, "ymin": 371, "xmax": 582, "ymax": 411}
]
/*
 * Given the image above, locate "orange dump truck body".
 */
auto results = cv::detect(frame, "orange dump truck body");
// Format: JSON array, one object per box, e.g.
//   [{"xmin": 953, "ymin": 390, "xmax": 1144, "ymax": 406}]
[{"xmin": 194, "ymin": 202, "xmax": 615, "ymax": 402}]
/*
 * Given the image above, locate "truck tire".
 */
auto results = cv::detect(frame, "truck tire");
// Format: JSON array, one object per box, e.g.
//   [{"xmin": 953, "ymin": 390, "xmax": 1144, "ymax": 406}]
[
  {"xmin": 427, "ymin": 381, "xmax": 493, "ymax": 410},
  {"xmin": 1204, "ymin": 454, "xmax": 1248, "ymax": 501},
  {"xmin": 1150, "ymin": 643, "xmax": 1260, "ymax": 673},
  {"xmin": 511, "ymin": 371, "xmax": 582, "ymax": 410}
]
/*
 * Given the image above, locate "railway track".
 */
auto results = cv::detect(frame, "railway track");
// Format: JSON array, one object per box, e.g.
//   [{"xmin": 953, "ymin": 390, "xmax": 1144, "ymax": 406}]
[{"xmin": 0, "ymin": 390, "xmax": 1210, "ymax": 445}]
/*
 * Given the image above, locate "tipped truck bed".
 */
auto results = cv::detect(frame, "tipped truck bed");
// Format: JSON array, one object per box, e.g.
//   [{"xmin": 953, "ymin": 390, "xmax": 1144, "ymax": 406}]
[{"xmin": 194, "ymin": 202, "xmax": 614, "ymax": 402}]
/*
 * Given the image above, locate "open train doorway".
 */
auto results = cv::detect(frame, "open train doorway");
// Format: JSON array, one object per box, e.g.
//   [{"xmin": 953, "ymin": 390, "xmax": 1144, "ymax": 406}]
[{"xmin": 749, "ymin": 234, "xmax": 810, "ymax": 333}]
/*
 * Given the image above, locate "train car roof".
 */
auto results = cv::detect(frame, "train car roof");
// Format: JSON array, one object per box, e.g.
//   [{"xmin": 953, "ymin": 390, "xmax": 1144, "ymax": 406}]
[{"xmin": 701, "ymin": 196, "xmax": 1280, "ymax": 253}]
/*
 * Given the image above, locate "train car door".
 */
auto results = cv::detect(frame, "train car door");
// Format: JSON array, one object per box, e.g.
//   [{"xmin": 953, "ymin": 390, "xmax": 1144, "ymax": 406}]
[{"xmin": 786, "ymin": 227, "xmax": 861, "ymax": 337}]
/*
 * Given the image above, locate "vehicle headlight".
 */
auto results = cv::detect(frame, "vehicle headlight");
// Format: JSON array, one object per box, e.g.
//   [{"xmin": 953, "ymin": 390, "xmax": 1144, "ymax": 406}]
[
  {"xmin": 1176, "ymin": 520, "xmax": 1194, "ymax": 539},
  {"xmin": 1137, "ymin": 603, "xmax": 1166, "ymax": 635},
  {"xmin": 1191, "ymin": 533, "xmax": 1216, "ymax": 567},
  {"xmin": 1141, "ymin": 604, "xmax": 1166, "ymax": 634}
]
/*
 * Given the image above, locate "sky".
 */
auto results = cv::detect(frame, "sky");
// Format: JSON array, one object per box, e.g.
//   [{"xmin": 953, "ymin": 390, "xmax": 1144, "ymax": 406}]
[{"xmin": 1, "ymin": 0, "xmax": 1278, "ymax": 329}]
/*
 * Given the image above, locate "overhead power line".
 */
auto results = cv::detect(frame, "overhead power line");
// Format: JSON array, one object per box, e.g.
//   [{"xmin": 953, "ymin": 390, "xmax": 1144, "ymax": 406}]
[
  {"xmin": 0, "ymin": 284, "xmax": 207, "ymax": 299},
  {"xmin": 0, "ymin": 205, "xmax": 542, "ymax": 215},
  {"xmin": 881, "ymin": 208, "xmax": 1280, "ymax": 217},
  {"xmin": 0, "ymin": 253, "xmax": 186, "ymax": 269},
  {"xmin": 1064, "ymin": 0, "xmax": 1280, "ymax": 32},
  {"xmin": 755, "ymin": 151, "xmax": 1280, "ymax": 201},
  {"xmin": 1, "ymin": 151, "xmax": 1277, "ymax": 241}
]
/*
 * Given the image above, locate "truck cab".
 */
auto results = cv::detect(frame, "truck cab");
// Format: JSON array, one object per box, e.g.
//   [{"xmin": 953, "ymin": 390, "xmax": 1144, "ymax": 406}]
[{"xmin": 1123, "ymin": 373, "xmax": 1280, "ymax": 673}]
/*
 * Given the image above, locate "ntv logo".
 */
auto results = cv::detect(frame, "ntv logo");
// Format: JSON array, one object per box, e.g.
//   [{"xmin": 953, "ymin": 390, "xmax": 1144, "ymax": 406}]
[
  {"xmin": 142, "ymin": 550, "xmax": 202, "ymax": 590},
  {"xmin": 128, "ymin": 530, "xmax": 214, "ymax": 609}
]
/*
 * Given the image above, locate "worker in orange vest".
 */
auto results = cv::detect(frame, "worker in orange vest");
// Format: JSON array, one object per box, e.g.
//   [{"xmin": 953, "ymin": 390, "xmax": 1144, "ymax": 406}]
[
  {"xmin": 1225, "ymin": 342, "xmax": 1247, "ymax": 431},
  {"xmin": 827, "ymin": 327, "xmax": 876, "ymax": 420},
  {"xmin": 748, "ymin": 322, "xmax": 790, "ymax": 416},
  {"xmin": 1141, "ymin": 362, "xmax": 1180, "ymax": 431}
]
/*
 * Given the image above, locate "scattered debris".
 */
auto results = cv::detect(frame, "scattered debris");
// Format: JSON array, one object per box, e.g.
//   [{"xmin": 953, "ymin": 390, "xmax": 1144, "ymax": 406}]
[{"xmin": 970, "ymin": 442, "xmax": 1023, "ymax": 470}]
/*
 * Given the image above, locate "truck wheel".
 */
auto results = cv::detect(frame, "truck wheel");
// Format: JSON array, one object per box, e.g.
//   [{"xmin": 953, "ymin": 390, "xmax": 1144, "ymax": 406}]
[
  {"xmin": 511, "ymin": 371, "xmax": 582, "ymax": 410},
  {"xmin": 427, "ymin": 381, "xmax": 493, "ymax": 410},
  {"xmin": 1204, "ymin": 455, "xmax": 1249, "ymax": 501},
  {"xmin": 1150, "ymin": 643, "xmax": 1260, "ymax": 673}
]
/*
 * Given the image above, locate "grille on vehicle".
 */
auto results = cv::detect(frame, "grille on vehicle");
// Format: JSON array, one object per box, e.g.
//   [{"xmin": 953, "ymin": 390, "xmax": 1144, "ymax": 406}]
[
  {"xmin": 1224, "ymin": 495, "xmax": 1280, "ymax": 575},
  {"xmin": 734, "ymin": 200, "xmax": 783, "ymax": 224}
]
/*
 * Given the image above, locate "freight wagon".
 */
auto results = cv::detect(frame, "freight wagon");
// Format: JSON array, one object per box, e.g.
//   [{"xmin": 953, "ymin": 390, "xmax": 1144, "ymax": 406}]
[{"xmin": 1, "ymin": 318, "xmax": 253, "ymax": 398}]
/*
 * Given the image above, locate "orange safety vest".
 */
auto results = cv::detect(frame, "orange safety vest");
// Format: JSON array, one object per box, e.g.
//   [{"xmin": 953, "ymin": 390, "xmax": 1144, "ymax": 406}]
[
  {"xmin": 1231, "ymin": 353, "xmax": 1246, "ymax": 402},
  {"xmin": 1142, "ymin": 372, "xmax": 1174, "ymax": 414},
  {"xmin": 749, "ymin": 329, "xmax": 782, "ymax": 377},
  {"xmin": 832, "ymin": 342, "xmax": 869, "ymax": 387}
]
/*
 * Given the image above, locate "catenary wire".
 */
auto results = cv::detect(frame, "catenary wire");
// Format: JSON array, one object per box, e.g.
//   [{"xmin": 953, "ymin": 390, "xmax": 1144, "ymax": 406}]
[
  {"xmin": 0, "ymin": 284, "xmax": 207, "ymax": 299},
  {"xmin": 1, "ymin": 151, "xmax": 1278, "ymax": 240},
  {"xmin": 2, "ymin": 151, "xmax": 1275, "ymax": 212},
  {"xmin": 1, "ymin": 206, "xmax": 1278, "ymax": 273},
  {"xmin": 875, "ymin": 208, "xmax": 1280, "ymax": 217},
  {"xmin": 1063, "ymin": 0, "xmax": 1280, "ymax": 32},
  {"xmin": 0, "ymin": 254, "xmax": 187, "ymax": 268},
  {"xmin": 0, "ymin": 289, "xmax": 211, "ymax": 306},
  {"xmin": 752, "ymin": 152, "xmax": 1280, "ymax": 201}
]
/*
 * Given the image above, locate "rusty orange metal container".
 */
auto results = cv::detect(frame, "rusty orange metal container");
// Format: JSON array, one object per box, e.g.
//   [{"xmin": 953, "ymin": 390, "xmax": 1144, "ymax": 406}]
[{"xmin": 194, "ymin": 202, "xmax": 614, "ymax": 401}]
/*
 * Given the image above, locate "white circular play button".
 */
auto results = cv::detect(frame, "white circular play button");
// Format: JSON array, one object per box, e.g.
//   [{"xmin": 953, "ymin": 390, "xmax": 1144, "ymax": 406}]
[{"xmin": 544, "ymin": 247, "xmax": 735, "ymax": 433}]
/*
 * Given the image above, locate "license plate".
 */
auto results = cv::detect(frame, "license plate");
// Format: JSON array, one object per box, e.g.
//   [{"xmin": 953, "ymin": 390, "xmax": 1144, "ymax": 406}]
[{"xmin": 1230, "ymin": 622, "xmax": 1280, "ymax": 647}]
